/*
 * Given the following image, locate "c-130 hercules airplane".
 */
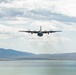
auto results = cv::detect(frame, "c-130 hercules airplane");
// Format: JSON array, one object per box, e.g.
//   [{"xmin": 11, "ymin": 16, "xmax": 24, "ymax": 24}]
[{"xmin": 19, "ymin": 26, "xmax": 62, "ymax": 37}]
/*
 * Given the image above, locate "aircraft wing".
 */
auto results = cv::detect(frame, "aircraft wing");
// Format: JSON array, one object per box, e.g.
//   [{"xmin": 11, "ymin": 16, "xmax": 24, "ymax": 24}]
[
  {"xmin": 19, "ymin": 30, "xmax": 39, "ymax": 33},
  {"xmin": 42, "ymin": 30, "xmax": 62, "ymax": 33}
]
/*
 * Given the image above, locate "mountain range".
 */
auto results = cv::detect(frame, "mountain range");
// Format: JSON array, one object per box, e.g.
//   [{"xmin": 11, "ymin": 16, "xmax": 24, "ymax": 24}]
[{"xmin": 0, "ymin": 48, "xmax": 76, "ymax": 60}]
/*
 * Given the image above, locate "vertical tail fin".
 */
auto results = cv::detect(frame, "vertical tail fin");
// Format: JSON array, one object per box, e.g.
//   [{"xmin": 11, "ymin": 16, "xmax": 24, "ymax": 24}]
[{"xmin": 40, "ymin": 26, "xmax": 42, "ymax": 31}]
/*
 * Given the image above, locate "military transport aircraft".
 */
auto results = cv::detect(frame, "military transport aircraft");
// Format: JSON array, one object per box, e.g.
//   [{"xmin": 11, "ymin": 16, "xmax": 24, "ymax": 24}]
[{"xmin": 19, "ymin": 26, "xmax": 62, "ymax": 37}]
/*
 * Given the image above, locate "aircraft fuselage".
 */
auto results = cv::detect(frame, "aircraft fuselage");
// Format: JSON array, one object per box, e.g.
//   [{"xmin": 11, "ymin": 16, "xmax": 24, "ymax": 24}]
[{"xmin": 37, "ymin": 32, "xmax": 43, "ymax": 37}]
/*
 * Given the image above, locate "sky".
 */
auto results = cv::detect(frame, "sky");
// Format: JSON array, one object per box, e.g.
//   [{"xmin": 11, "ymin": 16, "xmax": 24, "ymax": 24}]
[{"xmin": 0, "ymin": 0, "xmax": 76, "ymax": 54}]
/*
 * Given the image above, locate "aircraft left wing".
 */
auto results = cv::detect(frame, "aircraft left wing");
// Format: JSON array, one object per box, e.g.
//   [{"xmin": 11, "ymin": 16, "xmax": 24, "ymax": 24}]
[{"xmin": 42, "ymin": 30, "xmax": 62, "ymax": 33}]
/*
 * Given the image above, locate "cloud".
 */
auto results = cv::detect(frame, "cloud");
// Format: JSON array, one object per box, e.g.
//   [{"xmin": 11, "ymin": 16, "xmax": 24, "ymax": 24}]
[
  {"xmin": 0, "ymin": 6, "xmax": 76, "ymax": 23},
  {"xmin": 0, "ymin": 0, "xmax": 11, "ymax": 3},
  {"xmin": 0, "ymin": 8, "xmax": 23, "ymax": 19},
  {"xmin": 26, "ymin": 20, "xmax": 76, "ymax": 31},
  {"xmin": 0, "ymin": 24, "xmax": 25, "ymax": 39},
  {"xmin": 26, "ymin": 9, "xmax": 76, "ymax": 22},
  {"xmin": 52, "ymin": 21, "xmax": 76, "ymax": 31},
  {"xmin": 0, "ymin": 0, "xmax": 76, "ymax": 23}
]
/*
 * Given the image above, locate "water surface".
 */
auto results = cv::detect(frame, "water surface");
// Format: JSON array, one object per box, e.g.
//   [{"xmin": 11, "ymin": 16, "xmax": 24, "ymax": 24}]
[{"xmin": 0, "ymin": 60, "xmax": 76, "ymax": 75}]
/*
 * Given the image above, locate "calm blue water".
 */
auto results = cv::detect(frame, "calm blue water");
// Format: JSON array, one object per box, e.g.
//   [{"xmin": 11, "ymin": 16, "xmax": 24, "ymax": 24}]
[{"xmin": 0, "ymin": 60, "xmax": 76, "ymax": 75}]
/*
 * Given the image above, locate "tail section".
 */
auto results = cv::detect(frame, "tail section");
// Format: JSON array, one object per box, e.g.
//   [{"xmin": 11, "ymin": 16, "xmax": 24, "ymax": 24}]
[{"xmin": 40, "ymin": 26, "xmax": 42, "ymax": 31}]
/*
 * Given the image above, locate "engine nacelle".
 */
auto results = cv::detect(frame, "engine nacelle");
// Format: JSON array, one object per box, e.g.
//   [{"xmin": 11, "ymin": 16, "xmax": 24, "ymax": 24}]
[
  {"xmin": 48, "ymin": 32, "xmax": 49, "ymax": 34},
  {"xmin": 31, "ymin": 33, "xmax": 33, "ymax": 34}
]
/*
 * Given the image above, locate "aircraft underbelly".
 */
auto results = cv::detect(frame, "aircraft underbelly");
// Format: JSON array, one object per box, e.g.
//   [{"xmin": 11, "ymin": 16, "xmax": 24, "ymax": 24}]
[{"xmin": 37, "ymin": 32, "xmax": 43, "ymax": 37}]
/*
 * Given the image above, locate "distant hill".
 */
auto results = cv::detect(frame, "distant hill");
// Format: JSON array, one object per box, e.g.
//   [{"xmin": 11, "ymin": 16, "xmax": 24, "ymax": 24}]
[
  {"xmin": 38, "ymin": 53, "xmax": 76, "ymax": 60},
  {"xmin": 0, "ymin": 48, "xmax": 76, "ymax": 60},
  {"xmin": 0, "ymin": 48, "xmax": 35, "ymax": 58}
]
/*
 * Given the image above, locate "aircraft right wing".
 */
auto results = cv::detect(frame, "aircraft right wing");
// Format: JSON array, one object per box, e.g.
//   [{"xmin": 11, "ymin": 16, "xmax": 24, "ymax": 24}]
[{"xmin": 19, "ymin": 30, "xmax": 39, "ymax": 33}]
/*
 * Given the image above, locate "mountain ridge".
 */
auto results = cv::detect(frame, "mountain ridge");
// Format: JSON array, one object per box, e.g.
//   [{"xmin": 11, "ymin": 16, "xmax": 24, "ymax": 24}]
[
  {"xmin": 0, "ymin": 48, "xmax": 76, "ymax": 60},
  {"xmin": 0, "ymin": 48, "xmax": 35, "ymax": 58}
]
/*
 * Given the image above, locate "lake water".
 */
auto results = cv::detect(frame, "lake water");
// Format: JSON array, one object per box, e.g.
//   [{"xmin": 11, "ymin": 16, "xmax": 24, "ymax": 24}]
[{"xmin": 0, "ymin": 60, "xmax": 76, "ymax": 75}]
